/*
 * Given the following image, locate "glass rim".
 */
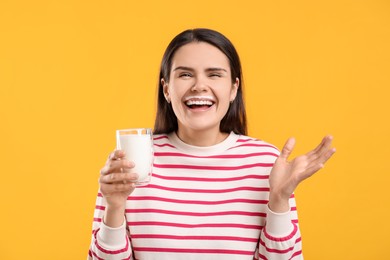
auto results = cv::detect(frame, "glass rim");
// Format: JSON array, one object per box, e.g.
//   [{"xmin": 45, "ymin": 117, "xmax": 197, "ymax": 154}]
[{"xmin": 116, "ymin": 128, "xmax": 153, "ymax": 135}]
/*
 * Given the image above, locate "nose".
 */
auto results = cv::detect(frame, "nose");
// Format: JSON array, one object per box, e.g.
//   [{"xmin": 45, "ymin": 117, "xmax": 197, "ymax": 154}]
[{"xmin": 191, "ymin": 77, "xmax": 208, "ymax": 92}]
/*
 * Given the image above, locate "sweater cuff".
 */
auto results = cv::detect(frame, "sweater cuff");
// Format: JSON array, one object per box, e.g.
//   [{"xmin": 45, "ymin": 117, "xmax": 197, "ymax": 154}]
[
  {"xmin": 266, "ymin": 205, "xmax": 294, "ymax": 237},
  {"xmin": 98, "ymin": 217, "xmax": 127, "ymax": 248}
]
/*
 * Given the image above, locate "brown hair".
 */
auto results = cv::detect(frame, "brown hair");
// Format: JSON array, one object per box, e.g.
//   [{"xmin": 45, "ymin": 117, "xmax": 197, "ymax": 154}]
[{"xmin": 153, "ymin": 28, "xmax": 247, "ymax": 135}]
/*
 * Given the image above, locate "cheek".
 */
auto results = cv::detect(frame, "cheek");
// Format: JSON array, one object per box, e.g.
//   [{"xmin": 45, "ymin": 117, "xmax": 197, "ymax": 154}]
[
  {"xmin": 168, "ymin": 88, "xmax": 185, "ymax": 112},
  {"xmin": 169, "ymin": 89, "xmax": 183, "ymax": 104},
  {"xmin": 218, "ymin": 88, "xmax": 236, "ymax": 103}
]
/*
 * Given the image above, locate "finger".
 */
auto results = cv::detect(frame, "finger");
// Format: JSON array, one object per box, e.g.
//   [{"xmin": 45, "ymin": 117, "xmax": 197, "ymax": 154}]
[
  {"xmin": 312, "ymin": 137, "xmax": 334, "ymax": 162},
  {"xmin": 100, "ymin": 172, "xmax": 139, "ymax": 184},
  {"xmin": 100, "ymin": 160, "xmax": 132, "ymax": 175},
  {"xmin": 317, "ymin": 135, "xmax": 334, "ymax": 156},
  {"xmin": 279, "ymin": 137, "xmax": 296, "ymax": 161},
  {"xmin": 304, "ymin": 147, "xmax": 336, "ymax": 178},
  {"xmin": 307, "ymin": 135, "xmax": 328, "ymax": 157},
  {"xmin": 307, "ymin": 136, "xmax": 326, "ymax": 156},
  {"xmin": 315, "ymin": 146, "xmax": 336, "ymax": 165},
  {"xmin": 307, "ymin": 135, "xmax": 333, "ymax": 159},
  {"xmin": 100, "ymin": 159, "xmax": 135, "ymax": 176},
  {"xmin": 100, "ymin": 182, "xmax": 136, "ymax": 194},
  {"xmin": 108, "ymin": 150, "xmax": 126, "ymax": 161}
]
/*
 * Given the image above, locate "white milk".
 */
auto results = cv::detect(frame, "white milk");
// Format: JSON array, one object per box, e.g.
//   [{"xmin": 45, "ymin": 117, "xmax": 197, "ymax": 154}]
[{"xmin": 118, "ymin": 134, "xmax": 153, "ymax": 183}]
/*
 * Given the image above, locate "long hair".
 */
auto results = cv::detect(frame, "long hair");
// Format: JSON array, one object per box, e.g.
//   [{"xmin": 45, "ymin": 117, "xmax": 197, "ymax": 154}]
[{"xmin": 153, "ymin": 28, "xmax": 247, "ymax": 135}]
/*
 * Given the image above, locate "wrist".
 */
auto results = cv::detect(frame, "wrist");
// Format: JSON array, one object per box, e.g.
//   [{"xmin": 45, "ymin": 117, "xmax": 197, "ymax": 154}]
[
  {"xmin": 268, "ymin": 192, "xmax": 290, "ymax": 213},
  {"xmin": 104, "ymin": 204, "xmax": 126, "ymax": 228}
]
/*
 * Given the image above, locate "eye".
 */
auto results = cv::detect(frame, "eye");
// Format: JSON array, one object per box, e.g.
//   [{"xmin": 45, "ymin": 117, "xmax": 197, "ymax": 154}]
[
  {"xmin": 179, "ymin": 72, "xmax": 192, "ymax": 78},
  {"xmin": 209, "ymin": 73, "xmax": 222, "ymax": 78}
]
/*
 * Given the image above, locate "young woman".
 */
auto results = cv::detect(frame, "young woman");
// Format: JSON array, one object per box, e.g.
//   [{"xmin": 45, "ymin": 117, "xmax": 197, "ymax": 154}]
[{"xmin": 88, "ymin": 28, "xmax": 335, "ymax": 260}]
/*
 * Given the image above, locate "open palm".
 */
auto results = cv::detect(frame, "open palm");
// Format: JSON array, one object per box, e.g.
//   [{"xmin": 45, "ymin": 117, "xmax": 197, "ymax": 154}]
[{"xmin": 269, "ymin": 136, "xmax": 336, "ymax": 208}]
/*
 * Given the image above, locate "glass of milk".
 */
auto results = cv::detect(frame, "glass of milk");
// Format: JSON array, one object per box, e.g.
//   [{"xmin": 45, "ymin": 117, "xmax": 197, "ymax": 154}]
[{"xmin": 116, "ymin": 128, "xmax": 153, "ymax": 186}]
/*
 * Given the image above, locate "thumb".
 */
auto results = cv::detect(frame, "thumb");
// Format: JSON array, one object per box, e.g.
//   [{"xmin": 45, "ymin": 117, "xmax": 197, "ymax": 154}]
[{"xmin": 279, "ymin": 137, "xmax": 296, "ymax": 161}]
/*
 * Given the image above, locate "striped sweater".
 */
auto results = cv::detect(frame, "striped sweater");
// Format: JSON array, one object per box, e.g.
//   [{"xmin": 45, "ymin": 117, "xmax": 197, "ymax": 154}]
[{"xmin": 89, "ymin": 132, "xmax": 303, "ymax": 260}]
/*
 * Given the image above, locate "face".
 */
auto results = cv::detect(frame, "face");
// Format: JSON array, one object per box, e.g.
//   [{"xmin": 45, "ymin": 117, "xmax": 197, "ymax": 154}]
[{"xmin": 163, "ymin": 42, "xmax": 239, "ymax": 135}]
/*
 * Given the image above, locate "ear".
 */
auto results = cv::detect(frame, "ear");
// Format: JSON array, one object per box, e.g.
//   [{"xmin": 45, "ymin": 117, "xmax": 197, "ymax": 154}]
[
  {"xmin": 230, "ymin": 77, "xmax": 239, "ymax": 102},
  {"xmin": 161, "ymin": 78, "xmax": 170, "ymax": 103}
]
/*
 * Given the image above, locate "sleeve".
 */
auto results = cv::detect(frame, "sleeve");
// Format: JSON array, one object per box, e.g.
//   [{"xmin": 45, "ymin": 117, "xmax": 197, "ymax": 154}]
[
  {"xmin": 256, "ymin": 195, "xmax": 303, "ymax": 260},
  {"xmin": 88, "ymin": 192, "xmax": 134, "ymax": 260}
]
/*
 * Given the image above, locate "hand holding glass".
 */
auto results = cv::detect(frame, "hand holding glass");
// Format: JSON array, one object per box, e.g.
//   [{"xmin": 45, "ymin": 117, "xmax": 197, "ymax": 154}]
[{"xmin": 116, "ymin": 128, "xmax": 153, "ymax": 185}]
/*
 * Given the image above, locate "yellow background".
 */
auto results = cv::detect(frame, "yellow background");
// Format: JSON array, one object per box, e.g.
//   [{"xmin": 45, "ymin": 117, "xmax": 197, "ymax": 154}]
[{"xmin": 1, "ymin": 1, "xmax": 389, "ymax": 259}]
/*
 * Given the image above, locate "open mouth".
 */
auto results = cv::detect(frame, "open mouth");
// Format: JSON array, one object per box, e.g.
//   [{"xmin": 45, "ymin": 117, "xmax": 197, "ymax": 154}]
[{"xmin": 184, "ymin": 97, "xmax": 215, "ymax": 110}]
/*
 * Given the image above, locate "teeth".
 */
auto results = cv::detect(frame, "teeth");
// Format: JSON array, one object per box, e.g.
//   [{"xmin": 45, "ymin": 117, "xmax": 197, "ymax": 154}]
[{"xmin": 186, "ymin": 100, "xmax": 214, "ymax": 106}]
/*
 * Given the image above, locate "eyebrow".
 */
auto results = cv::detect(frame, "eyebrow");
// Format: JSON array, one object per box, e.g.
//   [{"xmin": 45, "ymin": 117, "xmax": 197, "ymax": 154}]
[{"xmin": 173, "ymin": 66, "xmax": 228, "ymax": 73}]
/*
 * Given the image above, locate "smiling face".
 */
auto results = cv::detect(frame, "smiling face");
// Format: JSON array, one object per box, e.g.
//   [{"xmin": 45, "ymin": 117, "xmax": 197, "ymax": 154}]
[{"xmin": 162, "ymin": 42, "xmax": 239, "ymax": 141}]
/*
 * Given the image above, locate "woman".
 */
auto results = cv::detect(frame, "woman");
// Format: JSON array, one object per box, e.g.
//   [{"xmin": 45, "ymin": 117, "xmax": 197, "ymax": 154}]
[{"xmin": 88, "ymin": 28, "xmax": 335, "ymax": 260}]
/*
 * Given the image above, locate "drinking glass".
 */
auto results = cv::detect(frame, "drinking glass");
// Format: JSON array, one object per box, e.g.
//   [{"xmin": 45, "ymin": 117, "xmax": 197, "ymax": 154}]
[{"xmin": 116, "ymin": 128, "xmax": 153, "ymax": 185}]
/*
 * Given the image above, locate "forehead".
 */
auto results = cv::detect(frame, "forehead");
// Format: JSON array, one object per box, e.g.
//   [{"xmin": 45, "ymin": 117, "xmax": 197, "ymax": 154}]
[{"xmin": 171, "ymin": 42, "xmax": 230, "ymax": 70}]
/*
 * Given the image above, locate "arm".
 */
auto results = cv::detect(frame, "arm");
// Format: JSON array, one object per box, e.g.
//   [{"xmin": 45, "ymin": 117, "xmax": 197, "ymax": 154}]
[
  {"xmin": 257, "ymin": 136, "xmax": 335, "ymax": 259},
  {"xmin": 88, "ymin": 150, "xmax": 138, "ymax": 260},
  {"xmin": 88, "ymin": 194, "xmax": 133, "ymax": 260},
  {"xmin": 257, "ymin": 197, "xmax": 302, "ymax": 259}
]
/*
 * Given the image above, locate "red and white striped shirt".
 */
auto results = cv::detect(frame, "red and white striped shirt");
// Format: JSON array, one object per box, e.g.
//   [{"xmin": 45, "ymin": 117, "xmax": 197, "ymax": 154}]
[{"xmin": 89, "ymin": 132, "xmax": 303, "ymax": 260}]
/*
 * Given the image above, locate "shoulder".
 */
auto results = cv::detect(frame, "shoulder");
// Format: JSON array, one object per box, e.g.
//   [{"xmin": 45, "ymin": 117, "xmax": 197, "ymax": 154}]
[
  {"xmin": 152, "ymin": 133, "xmax": 178, "ymax": 151},
  {"xmin": 233, "ymin": 134, "xmax": 280, "ymax": 155},
  {"xmin": 153, "ymin": 133, "xmax": 170, "ymax": 142},
  {"xmin": 152, "ymin": 133, "xmax": 172, "ymax": 146}
]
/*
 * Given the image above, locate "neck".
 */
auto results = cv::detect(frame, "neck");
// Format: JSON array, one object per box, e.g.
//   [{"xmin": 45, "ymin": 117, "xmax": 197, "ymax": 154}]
[{"xmin": 176, "ymin": 127, "xmax": 229, "ymax": 147}]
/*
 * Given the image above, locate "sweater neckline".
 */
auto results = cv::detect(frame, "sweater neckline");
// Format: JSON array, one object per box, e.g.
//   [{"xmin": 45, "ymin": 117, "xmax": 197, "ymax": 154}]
[{"xmin": 167, "ymin": 131, "xmax": 240, "ymax": 156}]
